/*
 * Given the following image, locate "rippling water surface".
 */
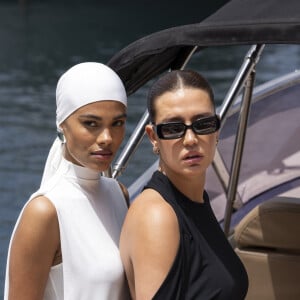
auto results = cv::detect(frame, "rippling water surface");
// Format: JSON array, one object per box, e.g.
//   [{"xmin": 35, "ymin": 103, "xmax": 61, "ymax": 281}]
[{"xmin": 1, "ymin": 2, "xmax": 300, "ymax": 295}]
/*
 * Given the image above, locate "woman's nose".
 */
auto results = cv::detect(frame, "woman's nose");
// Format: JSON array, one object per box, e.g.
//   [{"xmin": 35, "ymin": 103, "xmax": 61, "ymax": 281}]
[
  {"xmin": 96, "ymin": 128, "xmax": 113, "ymax": 145},
  {"xmin": 183, "ymin": 128, "xmax": 198, "ymax": 146}
]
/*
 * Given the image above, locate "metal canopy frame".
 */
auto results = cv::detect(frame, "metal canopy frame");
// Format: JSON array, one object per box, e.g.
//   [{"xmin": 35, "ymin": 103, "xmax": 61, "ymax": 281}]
[{"xmin": 107, "ymin": 44, "xmax": 265, "ymax": 234}]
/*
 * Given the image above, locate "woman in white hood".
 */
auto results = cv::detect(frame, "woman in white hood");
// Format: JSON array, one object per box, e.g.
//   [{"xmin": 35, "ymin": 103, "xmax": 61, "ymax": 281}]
[{"xmin": 5, "ymin": 62, "xmax": 130, "ymax": 300}]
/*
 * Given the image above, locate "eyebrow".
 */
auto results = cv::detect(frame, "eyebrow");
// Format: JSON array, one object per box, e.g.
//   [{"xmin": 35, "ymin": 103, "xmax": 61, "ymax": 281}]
[
  {"xmin": 161, "ymin": 113, "xmax": 213, "ymax": 123},
  {"xmin": 79, "ymin": 113, "xmax": 127, "ymax": 120}
]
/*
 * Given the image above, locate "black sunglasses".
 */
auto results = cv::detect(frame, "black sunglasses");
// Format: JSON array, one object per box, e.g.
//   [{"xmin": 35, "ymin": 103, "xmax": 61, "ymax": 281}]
[{"xmin": 155, "ymin": 115, "xmax": 220, "ymax": 140}]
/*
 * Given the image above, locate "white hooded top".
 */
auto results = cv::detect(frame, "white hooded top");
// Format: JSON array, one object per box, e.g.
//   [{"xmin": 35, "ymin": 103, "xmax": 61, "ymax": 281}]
[{"xmin": 4, "ymin": 62, "xmax": 130, "ymax": 299}]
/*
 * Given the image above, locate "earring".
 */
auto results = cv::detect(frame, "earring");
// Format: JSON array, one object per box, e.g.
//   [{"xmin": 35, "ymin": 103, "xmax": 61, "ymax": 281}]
[
  {"xmin": 216, "ymin": 138, "xmax": 219, "ymax": 145},
  {"xmin": 158, "ymin": 165, "xmax": 166, "ymax": 175},
  {"xmin": 153, "ymin": 146, "xmax": 160, "ymax": 155},
  {"xmin": 57, "ymin": 129, "xmax": 66, "ymax": 144}
]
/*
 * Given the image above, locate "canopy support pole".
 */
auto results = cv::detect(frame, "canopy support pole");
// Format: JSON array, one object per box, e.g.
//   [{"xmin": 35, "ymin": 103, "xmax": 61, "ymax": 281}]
[
  {"xmin": 112, "ymin": 110, "xmax": 149, "ymax": 178},
  {"xmin": 223, "ymin": 64, "xmax": 259, "ymax": 236},
  {"xmin": 223, "ymin": 70, "xmax": 255, "ymax": 235},
  {"xmin": 218, "ymin": 45, "xmax": 265, "ymax": 124},
  {"xmin": 208, "ymin": 44, "xmax": 265, "ymax": 235},
  {"xmin": 110, "ymin": 46, "xmax": 198, "ymax": 179}
]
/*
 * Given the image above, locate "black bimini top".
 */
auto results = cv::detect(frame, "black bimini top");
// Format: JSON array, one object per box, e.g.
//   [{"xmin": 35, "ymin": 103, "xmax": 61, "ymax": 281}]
[{"xmin": 108, "ymin": 0, "xmax": 300, "ymax": 95}]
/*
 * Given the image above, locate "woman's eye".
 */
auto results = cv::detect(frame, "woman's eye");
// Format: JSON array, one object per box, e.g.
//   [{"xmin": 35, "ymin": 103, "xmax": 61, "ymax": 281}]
[
  {"xmin": 83, "ymin": 120, "xmax": 97, "ymax": 127},
  {"xmin": 113, "ymin": 120, "xmax": 125, "ymax": 127}
]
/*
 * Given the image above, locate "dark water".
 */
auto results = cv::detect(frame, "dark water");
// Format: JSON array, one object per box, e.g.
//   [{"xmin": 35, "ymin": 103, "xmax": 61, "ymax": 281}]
[{"xmin": 1, "ymin": 2, "xmax": 300, "ymax": 295}]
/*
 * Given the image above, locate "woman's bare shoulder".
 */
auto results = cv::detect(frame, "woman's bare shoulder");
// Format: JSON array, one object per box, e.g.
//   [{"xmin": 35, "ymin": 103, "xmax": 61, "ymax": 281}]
[
  {"xmin": 128, "ymin": 188, "xmax": 177, "ymax": 224},
  {"xmin": 14, "ymin": 195, "xmax": 59, "ymax": 244},
  {"xmin": 122, "ymin": 188, "xmax": 179, "ymax": 244},
  {"xmin": 22, "ymin": 195, "xmax": 57, "ymax": 223}
]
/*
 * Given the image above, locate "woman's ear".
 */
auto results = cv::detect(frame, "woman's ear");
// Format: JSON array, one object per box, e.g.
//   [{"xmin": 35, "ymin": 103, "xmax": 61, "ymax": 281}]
[
  {"xmin": 145, "ymin": 124, "xmax": 157, "ymax": 146},
  {"xmin": 57, "ymin": 126, "xmax": 66, "ymax": 144},
  {"xmin": 146, "ymin": 124, "xmax": 160, "ymax": 156}
]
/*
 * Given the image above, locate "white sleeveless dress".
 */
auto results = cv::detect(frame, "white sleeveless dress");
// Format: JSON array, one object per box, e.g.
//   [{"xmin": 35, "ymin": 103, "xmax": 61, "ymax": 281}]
[{"xmin": 4, "ymin": 158, "xmax": 130, "ymax": 300}]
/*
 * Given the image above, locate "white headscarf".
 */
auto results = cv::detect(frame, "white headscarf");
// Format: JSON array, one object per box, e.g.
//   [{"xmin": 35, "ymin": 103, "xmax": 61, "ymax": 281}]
[{"xmin": 40, "ymin": 62, "xmax": 127, "ymax": 186}]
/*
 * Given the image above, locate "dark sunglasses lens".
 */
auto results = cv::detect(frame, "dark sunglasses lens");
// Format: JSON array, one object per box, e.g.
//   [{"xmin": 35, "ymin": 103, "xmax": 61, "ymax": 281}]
[
  {"xmin": 193, "ymin": 117, "xmax": 219, "ymax": 134},
  {"xmin": 156, "ymin": 116, "xmax": 220, "ymax": 139},
  {"xmin": 160, "ymin": 123, "xmax": 185, "ymax": 139}
]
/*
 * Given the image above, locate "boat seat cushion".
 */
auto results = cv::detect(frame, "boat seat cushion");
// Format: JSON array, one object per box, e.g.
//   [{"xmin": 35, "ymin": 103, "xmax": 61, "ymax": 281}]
[
  {"xmin": 234, "ymin": 196, "xmax": 300, "ymax": 300},
  {"xmin": 234, "ymin": 196, "xmax": 300, "ymax": 251}
]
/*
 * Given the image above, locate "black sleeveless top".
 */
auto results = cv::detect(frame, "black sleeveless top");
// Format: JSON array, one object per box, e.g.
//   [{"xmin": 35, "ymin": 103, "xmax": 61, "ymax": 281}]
[{"xmin": 145, "ymin": 171, "xmax": 248, "ymax": 300}]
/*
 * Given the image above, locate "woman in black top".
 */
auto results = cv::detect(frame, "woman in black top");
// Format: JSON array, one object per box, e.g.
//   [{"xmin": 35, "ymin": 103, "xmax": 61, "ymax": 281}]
[{"xmin": 120, "ymin": 70, "xmax": 248, "ymax": 299}]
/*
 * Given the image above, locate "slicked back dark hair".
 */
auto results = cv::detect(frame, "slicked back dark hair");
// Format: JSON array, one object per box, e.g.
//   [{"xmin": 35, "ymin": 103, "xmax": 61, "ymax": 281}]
[{"xmin": 147, "ymin": 70, "xmax": 215, "ymax": 123}]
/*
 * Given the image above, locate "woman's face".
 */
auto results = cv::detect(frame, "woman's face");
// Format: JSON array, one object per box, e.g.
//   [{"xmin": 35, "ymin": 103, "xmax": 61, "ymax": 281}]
[
  {"xmin": 146, "ymin": 87, "xmax": 218, "ymax": 180},
  {"xmin": 60, "ymin": 100, "xmax": 126, "ymax": 172}
]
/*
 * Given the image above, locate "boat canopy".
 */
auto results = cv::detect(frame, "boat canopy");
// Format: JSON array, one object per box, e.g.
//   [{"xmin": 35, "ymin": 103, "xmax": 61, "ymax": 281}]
[{"xmin": 108, "ymin": 0, "xmax": 300, "ymax": 95}]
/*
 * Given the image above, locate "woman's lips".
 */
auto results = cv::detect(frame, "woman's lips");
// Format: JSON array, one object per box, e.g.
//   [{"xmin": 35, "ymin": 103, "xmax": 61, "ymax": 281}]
[
  {"xmin": 182, "ymin": 152, "xmax": 204, "ymax": 164},
  {"xmin": 91, "ymin": 150, "xmax": 113, "ymax": 161}
]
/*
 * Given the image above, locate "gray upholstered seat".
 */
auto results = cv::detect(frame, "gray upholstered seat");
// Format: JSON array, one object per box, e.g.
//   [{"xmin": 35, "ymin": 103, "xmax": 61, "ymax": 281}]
[{"xmin": 234, "ymin": 196, "xmax": 300, "ymax": 300}]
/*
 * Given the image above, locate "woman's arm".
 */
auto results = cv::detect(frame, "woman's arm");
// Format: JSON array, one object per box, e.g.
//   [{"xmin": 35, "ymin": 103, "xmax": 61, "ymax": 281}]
[
  {"xmin": 120, "ymin": 189, "xmax": 180, "ymax": 300},
  {"xmin": 8, "ymin": 196, "xmax": 60, "ymax": 300}
]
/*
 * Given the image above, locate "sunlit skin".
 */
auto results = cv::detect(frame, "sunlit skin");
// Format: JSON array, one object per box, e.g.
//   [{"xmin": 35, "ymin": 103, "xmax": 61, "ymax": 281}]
[
  {"xmin": 120, "ymin": 87, "xmax": 219, "ymax": 300},
  {"xmin": 61, "ymin": 100, "xmax": 127, "ymax": 172},
  {"xmin": 8, "ymin": 100, "xmax": 127, "ymax": 300}
]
